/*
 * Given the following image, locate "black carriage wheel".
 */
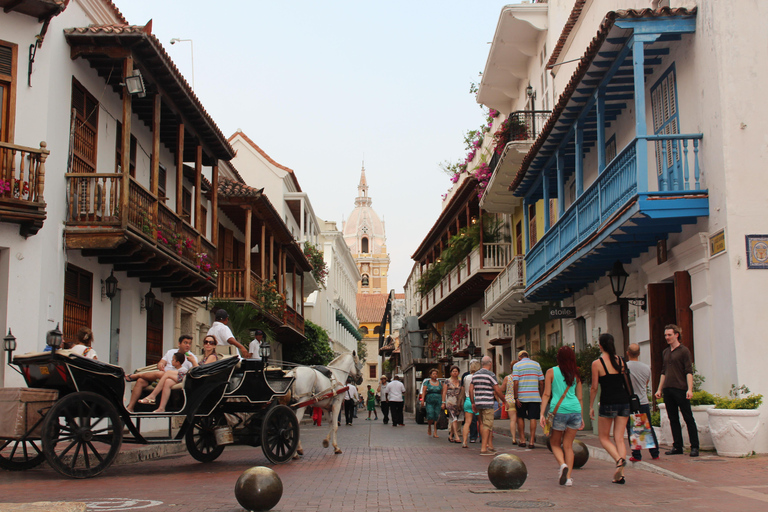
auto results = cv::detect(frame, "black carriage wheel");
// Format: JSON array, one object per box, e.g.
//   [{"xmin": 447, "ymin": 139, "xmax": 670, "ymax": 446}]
[
  {"xmin": 261, "ymin": 404, "xmax": 299, "ymax": 464},
  {"xmin": 41, "ymin": 391, "xmax": 123, "ymax": 479},
  {"xmin": 185, "ymin": 413, "xmax": 226, "ymax": 463},
  {"xmin": 0, "ymin": 438, "xmax": 46, "ymax": 471}
]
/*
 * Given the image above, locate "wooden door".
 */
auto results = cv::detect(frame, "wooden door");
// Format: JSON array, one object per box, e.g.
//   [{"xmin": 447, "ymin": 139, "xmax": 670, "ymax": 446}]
[
  {"xmin": 145, "ymin": 300, "xmax": 164, "ymax": 365},
  {"xmin": 674, "ymin": 271, "xmax": 694, "ymax": 357},
  {"xmin": 63, "ymin": 264, "xmax": 92, "ymax": 346},
  {"xmin": 647, "ymin": 282, "xmax": 676, "ymax": 395}
]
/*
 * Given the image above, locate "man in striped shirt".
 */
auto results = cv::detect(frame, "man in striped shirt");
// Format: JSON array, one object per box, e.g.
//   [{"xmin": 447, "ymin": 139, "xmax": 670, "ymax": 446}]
[
  {"xmin": 512, "ymin": 350, "xmax": 544, "ymax": 448},
  {"xmin": 470, "ymin": 356, "xmax": 505, "ymax": 455}
]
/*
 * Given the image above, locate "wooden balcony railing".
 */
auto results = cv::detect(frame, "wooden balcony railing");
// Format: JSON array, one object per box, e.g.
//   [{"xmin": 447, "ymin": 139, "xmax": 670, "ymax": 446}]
[
  {"xmin": 285, "ymin": 305, "xmax": 304, "ymax": 333},
  {"xmin": 0, "ymin": 141, "xmax": 48, "ymax": 204},
  {"xmin": 65, "ymin": 173, "xmax": 216, "ymax": 275}
]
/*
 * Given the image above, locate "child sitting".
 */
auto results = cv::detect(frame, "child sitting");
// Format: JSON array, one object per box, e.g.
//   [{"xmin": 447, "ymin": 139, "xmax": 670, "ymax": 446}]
[{"xmin": 138, "ymin": 352, "xmax": 188, "ymax": 413}]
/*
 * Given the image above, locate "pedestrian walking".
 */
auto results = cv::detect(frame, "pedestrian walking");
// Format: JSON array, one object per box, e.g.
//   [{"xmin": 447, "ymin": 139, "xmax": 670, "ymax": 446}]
[
  {"xmin": 512, "ymin": 350, "xmax": 544, "ymax": 448},
  {"xmin": 387, "ymin": 375, "xmax": 406, "ymax": 426},
  {"xmin": 366, "ymin": 385, "xmax": 378, "ymax": 420},
  {"xmin": 461, "ymin": 360, "xmax": 481, "ymax": 446},
  {"xmin": 540, "ymin": 346, "xmax": 583, "ymax": 487},
  {"xmin": 442, "ymin": 365, "xmax": 463, "ymax": 444},
  {"xmin": 625, "ymin": 343, "xmax": 659, "ymax": 461},
  {"xmin": 344, "ymin": 379, "xmax": 359, "ymax": 426},
  {"xmin": 590, "ymin": 333, "xmax": 630, "ymax": 484},
  {"xmin": 655, "ymin": 324, "xmax": 699, "ymax": 457},
  {"xmin": 377, "ymin": 376, "xmax": 390, "ymax": 424},
  {"xmin": 500, "ymin": 362, "xmax": 518, "ymax": 445},
  {"xmin": 420, "ymin": 368, "xmax": 443, "ymax": 438},
  {"xmin": 470, "ymin": 356, "xmax": 504, "ymax": 455}
]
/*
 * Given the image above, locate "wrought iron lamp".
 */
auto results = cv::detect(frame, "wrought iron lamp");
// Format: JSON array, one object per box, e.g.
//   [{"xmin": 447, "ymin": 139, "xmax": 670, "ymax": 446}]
[
  {"xmin": 607, "ymin": 261, "xmax": 647, "ymax": 310},
  {"xmin": 104, "ymin": 271, "xmax": 118, "ymax": 300},
  {"xmin": 46, "ymin": 323, "xmax": 63, "ymax": 351},
  {"xmin": 466, "ymin": 340, "xmax": 476, "ymax": 359},
  {"xmin": 140, "ymin": 288, "xmax": 156, "ymax": 312},
  {"xmin": 259, "ymin": 344, "xmax": 271, "ymax": 361},
  {"xmin": 4, "ymin": 328, "xmax": 16, "ymax": 365}
]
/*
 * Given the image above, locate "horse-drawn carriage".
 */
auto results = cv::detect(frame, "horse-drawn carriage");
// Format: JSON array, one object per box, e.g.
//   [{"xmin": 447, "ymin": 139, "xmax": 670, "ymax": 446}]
[{"xmin": 0, "ymin": 337, "xmax": 302, "ymax": 478}]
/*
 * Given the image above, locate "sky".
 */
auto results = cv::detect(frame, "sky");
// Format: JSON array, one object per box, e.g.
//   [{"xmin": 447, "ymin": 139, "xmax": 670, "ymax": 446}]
[{"xmin": 116, "ymin": 0, "xmax": 516, "ymax": 291}]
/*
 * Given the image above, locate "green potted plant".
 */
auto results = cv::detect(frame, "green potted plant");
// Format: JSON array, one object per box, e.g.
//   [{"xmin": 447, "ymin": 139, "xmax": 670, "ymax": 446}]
[{"xmin": 707, "ymin": 385, "xmax": 763, "ymax": 457}]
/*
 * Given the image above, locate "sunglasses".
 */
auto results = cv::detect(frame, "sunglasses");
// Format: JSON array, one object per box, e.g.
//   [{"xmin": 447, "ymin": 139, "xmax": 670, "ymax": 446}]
[{"xmin": 203, "ymin": 339, "xmax": 217, "ymax": 345}]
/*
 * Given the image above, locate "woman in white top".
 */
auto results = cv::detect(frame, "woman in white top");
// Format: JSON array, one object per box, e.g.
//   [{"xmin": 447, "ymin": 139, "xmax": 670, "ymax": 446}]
[
  {"xmin": 70, "ymin": 327, "xmax": 98, "ymax": 360},
  {"xmin": 461, "ymin": 359, "xmax": 481, "ymax": 448}
]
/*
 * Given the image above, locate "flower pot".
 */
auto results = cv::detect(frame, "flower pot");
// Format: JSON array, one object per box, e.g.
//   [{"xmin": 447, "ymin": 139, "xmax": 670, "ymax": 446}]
[
  {"xmin": 707, "ymin": 408, "xmax": 761, "ymax": 457},
  {"xmin": 658, "ymin": 404, "xmax": 715, "ymax": 450}
]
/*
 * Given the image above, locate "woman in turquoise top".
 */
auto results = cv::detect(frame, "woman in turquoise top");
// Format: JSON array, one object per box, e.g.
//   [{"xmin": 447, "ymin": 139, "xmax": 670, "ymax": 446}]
[
  {"xmin": 540, "ymin": 346, "xmax": 583, "ymax": 487},
  {"xmin": 419, "ymin": 369, "xmax": 443, "ymax": 438}
]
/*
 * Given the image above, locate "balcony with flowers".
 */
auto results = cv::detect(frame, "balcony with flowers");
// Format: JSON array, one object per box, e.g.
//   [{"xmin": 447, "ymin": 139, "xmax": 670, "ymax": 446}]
[{"xmin": 0, "ymin": 141, "xmax": 49, "ymax": 237}]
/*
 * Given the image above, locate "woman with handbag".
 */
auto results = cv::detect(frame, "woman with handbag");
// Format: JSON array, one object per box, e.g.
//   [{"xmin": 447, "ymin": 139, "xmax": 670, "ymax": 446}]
[
  {"xmin": 540, "ymin": 346, "xmax": 583, "ymax": 486},
  {"xmin": 589, "ymin": 333, "xmax": 631, "ymax": 484}
]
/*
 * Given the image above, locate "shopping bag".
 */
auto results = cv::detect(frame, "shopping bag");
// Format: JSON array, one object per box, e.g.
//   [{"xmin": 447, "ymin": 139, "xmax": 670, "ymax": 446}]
[{"xmin": 628, "ymin": 412, "xmax": 657, "ymax": 450}]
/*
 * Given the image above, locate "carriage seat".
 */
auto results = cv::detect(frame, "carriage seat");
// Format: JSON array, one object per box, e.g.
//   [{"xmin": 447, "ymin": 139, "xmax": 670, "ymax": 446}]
[{"xmin": 132, "ymin": 353, "xmax": 239, "ymax": 392}]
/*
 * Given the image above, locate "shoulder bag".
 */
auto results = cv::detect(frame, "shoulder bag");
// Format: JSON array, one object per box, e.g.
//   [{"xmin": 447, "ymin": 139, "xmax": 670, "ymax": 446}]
[
  {"xmin": 543, "ymin": 379, "xmax": 572, "ymax": 436},
  {"xmin": 621, "ymin": 358, "xmax": 642, "ymax": 414}
]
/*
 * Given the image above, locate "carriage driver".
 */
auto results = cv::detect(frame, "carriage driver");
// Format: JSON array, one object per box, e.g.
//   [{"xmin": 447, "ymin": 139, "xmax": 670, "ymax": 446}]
[
  {"xmin": 125, "ymin": 335, "xmax": 198, "ymax": 413},
  {"xmin": 207, "ymin": 309, "xmax": 249, "ymax": 358}
]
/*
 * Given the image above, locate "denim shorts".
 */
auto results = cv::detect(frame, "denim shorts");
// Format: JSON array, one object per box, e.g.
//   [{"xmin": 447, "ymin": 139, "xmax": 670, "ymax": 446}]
[
  {"xmin": 552, "ymin": 412, "xmax": 582, "ymax": 431},
  {"xmin": 599, "ymin": 403, "xmax": 630, "ymax": 418}
]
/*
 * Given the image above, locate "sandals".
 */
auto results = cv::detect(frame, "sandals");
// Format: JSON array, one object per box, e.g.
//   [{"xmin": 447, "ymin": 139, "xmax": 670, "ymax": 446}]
[
  {"xmin": 612, "ymin": 477, "xmax": 626, "ymax": 484},
  {"xmin": 528, "ymin": 443, "xmax": 535, "ymax": 449},
  {"xmin": 613, "ymin": 458, "xmax": 626, "ymax": 482},
  {"xmin": 138, "ymin": 397, "xmax": 156, "ymax": 405},
  {"xmin": 518, "ymin": 441, "xmax": 527, "ymax": 448},
  {"xmin": 125, "ymin": 374, "xmax": 134, "ymax": 383}
]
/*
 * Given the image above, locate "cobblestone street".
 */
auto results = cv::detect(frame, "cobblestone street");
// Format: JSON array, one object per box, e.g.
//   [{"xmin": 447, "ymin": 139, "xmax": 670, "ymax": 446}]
[{"xmin": 2, "ymin": 417, "xmax": 768, "ymax": 511}]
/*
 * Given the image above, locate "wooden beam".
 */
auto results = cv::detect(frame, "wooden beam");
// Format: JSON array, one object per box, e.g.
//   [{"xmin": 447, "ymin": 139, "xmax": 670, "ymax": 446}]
[
  {"xmin": 260, "ymin": 222, "xmax": 266, "ymax": 279},
  {"xmin": 269, "ymin": 234, "xmax": 274, "ymax": 281},
  {"xmin": 120, "ymin": 57, "xmax": 133, "ymax": 230},
  {"xmin": 151, "ymin": 93, "xmax": 161, "ymax": 226},
  {"xmin": 195, "ymin": 145, "xmax": 202, "ymax": 231},
  {"xmin": 70, "ymin": 46, "xmax": 130, "ymax": 61},
  {"xmin": 211, "ymin": 163, "xmax": 218, "ymax": 245},
  {"xmin": 244, "ymin": 206, "xmax": 252, "ymax": 302},
  {"xmin": 176, "ymin": 123, "xmax": 184, "ymax": 214}
]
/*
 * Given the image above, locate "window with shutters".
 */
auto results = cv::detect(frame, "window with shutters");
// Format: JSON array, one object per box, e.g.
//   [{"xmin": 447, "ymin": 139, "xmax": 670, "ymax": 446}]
[
  {"xmin": 158, "ymin": 164, "xmax": 167, "ymax": 197},
  {"xmin": 528, "ymin": 203, "xmax": 538, "ymax": 247},
  {"xmin": 71, "ymin": 79, "xmax": 98, "ymax": 174},
  {"xmin": 651, "ymin": 66, "xmax": 680, "ymax": 179},
  {"xmin": 369, "ymin": 364, "xmax": 376, "ymax": 379},
  {"xmin": 605, "ymin": 135, "xmax": 617, "ymax": 164},
  {"xmin": 0, "ymin": 41, "xmax": 17, "ymax": 143},
  {"xmin": 63, "ymin": 264, "xmax": 93, "ymax": 346},
  {"xmin": 515, "ymin": 221, "xmax": 523, "ymax": 255}
]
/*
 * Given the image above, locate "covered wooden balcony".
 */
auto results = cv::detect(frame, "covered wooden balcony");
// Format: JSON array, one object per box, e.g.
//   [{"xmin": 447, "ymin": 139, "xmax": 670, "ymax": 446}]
[
  {"xmin": 511, "ymin": 8, "xmax": 707, "ymax": 301},
  {"xmin": 483, "ymin": 255, "xmax": 541, "ymax": 324},
  {"xmin": 0, "ymin": 141, "xmax": 49, "ymax": 237},
  {"xmin": 213, "ymin": 178, "xmax": 312, "ymax": 342},
  {"xmin": 63, "ymin": 22, "xmax": 234, "ymax": 297}
]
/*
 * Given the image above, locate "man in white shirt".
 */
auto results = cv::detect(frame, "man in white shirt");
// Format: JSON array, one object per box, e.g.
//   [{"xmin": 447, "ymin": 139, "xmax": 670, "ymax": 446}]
[
  {"xmin": 344, "ymin": 379, "xmax": 359, "ymax": 425},
  {"xmin": 207, "ymin": 309, "xmax": 248, "ymax": 358},
  {"xmin": 387, "ymin": 375, "xmax": 406, "ymax": 427},
  {"xmin": 126, "ymin": 335, "xmax": 198, "ymax": 412},
  {"xmin": 248, "ymin": 329, "xmax": 264, "ymax": 360}
]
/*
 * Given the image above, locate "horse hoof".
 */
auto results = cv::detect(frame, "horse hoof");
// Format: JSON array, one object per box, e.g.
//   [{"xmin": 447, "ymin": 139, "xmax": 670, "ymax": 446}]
[
  {"xmin": 335, "ymin": 449, "xmax": 342, "ymax": 454},
  {"xmin": 296, "ymin": 449, "xmax": 304, "ymax": 456},
  {"xmin": 322, "ymin": 440, "xmax": 329, "ymax": 448}
]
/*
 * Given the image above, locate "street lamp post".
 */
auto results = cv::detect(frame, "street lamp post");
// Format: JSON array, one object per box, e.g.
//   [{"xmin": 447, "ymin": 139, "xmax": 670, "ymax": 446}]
[{"xmin": 170, "ymin": 38, "xmax": 195, "ymax": 90}]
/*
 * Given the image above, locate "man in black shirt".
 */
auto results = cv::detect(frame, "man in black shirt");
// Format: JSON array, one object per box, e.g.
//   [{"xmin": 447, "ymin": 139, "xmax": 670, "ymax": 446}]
[{"xmin": 654, "ymin": 324, "xmax": 699, "ymax": 457}]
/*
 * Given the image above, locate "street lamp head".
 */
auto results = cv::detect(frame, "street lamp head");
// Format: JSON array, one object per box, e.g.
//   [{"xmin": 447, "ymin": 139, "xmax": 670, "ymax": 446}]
[{"xmin": 608, "ymin": 260, "xmax": 629, "ymax": 298}]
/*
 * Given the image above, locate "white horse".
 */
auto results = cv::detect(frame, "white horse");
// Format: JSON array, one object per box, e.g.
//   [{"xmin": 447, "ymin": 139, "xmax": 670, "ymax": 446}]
[{"xmin": 289, "ymin": 352, "xmax": 362, "ymax": 455}]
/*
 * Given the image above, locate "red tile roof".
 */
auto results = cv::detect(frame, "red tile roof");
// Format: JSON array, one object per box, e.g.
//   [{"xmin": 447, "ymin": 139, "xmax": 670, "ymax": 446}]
[
  {"xmin": 229, "ymin": 131, "xmax": 302, "ymax": 192},
  {"xmin": 546, "ymin": 0, "xmax": 588, "ymax": 70},
  {"xmin": 218, "ymin": 176, "xmax": 263, "ymax": 198},
  {"xmin": 394, "ymin": 293, "xmax": 405, "ymax": 300},
  {"xmin": 356, "ymin": 293, "xmax": 388, "ymax": 323},
  {"xmin": 509, "ymin": 7, "xmax": 697, "ymax": 193}
]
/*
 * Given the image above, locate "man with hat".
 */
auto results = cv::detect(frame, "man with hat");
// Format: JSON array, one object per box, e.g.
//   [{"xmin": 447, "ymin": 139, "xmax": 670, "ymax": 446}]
[
  {"xmin": 248, "ymin": 329, "xmax": 265, "ymax": 360},
  {"xmin": 207, "ymin": 309, "xmax": 248, "ymax": 358}
]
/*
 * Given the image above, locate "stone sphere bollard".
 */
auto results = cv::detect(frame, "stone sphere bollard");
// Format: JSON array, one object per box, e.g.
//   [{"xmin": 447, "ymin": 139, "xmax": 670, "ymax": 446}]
[
  {"xmin": 234, "ymin": 466, "xmax": 283, "ymax": 511},
  {"xmin": 572, "ymin": 439, "xmax": 589, "ymax": 469},
  {"xmin": 487, "ymin": 453, "xmax": 528, "ymax": 490}
]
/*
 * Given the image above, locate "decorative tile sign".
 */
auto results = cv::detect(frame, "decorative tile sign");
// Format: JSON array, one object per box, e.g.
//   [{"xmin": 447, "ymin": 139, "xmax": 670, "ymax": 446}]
[
  {"xmin": 746, "ymin": 234, "xmax": 768, "ymax": 269},
  {"xmin": 709, "ymin": 229, "xmax": 726, "ymax": 258}
]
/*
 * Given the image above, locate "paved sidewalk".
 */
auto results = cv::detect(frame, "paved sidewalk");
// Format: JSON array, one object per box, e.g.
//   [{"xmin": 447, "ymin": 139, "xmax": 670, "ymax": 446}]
[{"xmin": 1, "ymin": 415, "xmax": 767, "ymax": 512}]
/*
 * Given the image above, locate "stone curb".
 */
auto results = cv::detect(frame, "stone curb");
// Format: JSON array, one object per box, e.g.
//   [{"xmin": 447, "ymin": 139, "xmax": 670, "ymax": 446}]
[{"xmin": 114, "ymin": 441, "xmax": 187, "ymax": 466}]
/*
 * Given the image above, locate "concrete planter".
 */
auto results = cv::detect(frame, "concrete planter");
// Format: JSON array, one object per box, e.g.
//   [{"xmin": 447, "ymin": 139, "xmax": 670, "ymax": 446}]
[
  {"xmin": 658, "ymin": 403, "xmax": 715, "ymax": 450},
  {"xmin": 707, "ymin": 408, "xmax": 761, "ymax": 457}
]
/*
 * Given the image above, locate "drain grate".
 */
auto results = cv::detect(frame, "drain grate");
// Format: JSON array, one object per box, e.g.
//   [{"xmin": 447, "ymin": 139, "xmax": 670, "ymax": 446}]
[{"xmin": 485, "ymin": 500, "xmax": 555, "ymax": 509}]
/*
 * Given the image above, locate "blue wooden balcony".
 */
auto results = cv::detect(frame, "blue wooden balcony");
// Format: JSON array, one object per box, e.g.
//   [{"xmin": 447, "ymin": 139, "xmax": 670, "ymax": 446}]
[{"xmin": 524, "ymin": 133, "xmax": 707, "ymax": 300}]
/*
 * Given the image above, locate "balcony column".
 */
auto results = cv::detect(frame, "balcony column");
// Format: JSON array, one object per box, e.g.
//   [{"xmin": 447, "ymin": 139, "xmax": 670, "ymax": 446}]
[
  {"xmin": 632, "ymin": 37, "xmax": 649, "ymax": 193},
  {"xmin": 150, "ymin": 94, "xmax": 161, "ymax": 227},
  {"xmin": 244, "ymin": 206, "xmax": 252, "ymax": 302},
  {"xmin": 301, "ymin": 272, "xmax": 305, "ymax": 316},
  {"xmin": 478, "ymin": 208, "xmax": 484, "ymax": 269},
  {"xmin": 542, "ymin": 171, "xmax": 550, "ymax": 231},
  {"xmin": 176, "ymin": 123, "xmax": 184, "ymax": 214},
  {"xmin": 556, "ymin": 150, "xmax": 565, "ymax": 218},
  {"xmin": 120, "ymin": 57, "xmax": 134, "ymax": 230},
  {"xmin": 523, "ymin": 198, "xmax": 530, "ymax": 253},
  {"xmin": 292, "ymin": 260, "xmax": 297, "ymax": 309},
  {"xmin": 269, "ymin": 234, "xmax": 274, "ymax": 281},
  {"xmin": 260, "ymin": 222, "xmax": 266, "ymax": 278},
  {"xmin": 300, "ymin": 196, "xmax": 305, "ymax": 242},
  {"xmin": 211, "ymin": 164, "xmax": 218, "ymax": 245},
  {"xmin": 195, "ymin": 145, "xmax": 202, "ymax": 231},
  {"xmin": 575, "ymin": 119, "xmax": 584, "ymax": 198},
  {"xmin": 596, "ymin": 88, "xmax": 606, "ymax": 174}
]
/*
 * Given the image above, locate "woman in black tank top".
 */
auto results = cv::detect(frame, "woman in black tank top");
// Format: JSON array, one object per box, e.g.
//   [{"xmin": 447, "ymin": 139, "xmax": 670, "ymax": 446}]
[{"xmin": 589, "ymin": 333, "xmax": 631, "ymax": 484}]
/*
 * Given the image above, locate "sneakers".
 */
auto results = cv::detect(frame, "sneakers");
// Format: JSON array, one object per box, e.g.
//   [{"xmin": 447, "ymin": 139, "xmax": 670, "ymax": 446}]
[
  {"xmin": 629, "ymin": 456, "xmax": 641, "ymax": 462},
  {"xmin": 565, "ymin": 478, "xmax": 573, "ymax": 487},
  {"xmin": 558, "ymin": 464, "xmax": 568, "ymax": 485}
]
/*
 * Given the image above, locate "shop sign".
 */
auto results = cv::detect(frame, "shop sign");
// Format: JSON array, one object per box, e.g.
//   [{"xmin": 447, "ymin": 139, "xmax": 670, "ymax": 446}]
[{"xmin": 549, "ymin": 306, "xmax": 576, "ymax": 319}]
